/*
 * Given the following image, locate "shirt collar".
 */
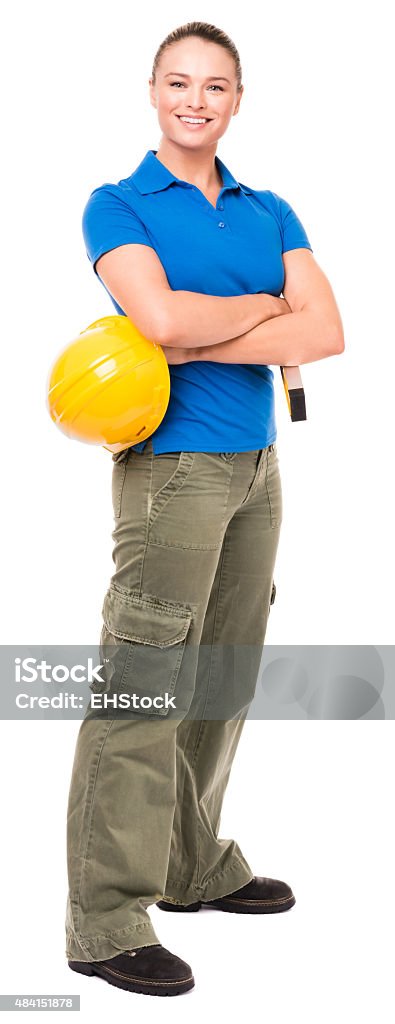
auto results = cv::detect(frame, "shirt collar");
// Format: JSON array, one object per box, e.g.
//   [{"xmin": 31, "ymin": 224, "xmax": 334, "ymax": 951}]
[{"xmin": 131, "ymin": 149, "xmax": 252, "ymax": 196}]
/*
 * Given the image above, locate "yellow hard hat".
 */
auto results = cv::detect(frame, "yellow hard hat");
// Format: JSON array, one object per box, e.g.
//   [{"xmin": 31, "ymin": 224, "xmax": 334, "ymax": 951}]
[{"xmin": 46, "ymin": 315, "xmax": 170, "ymax": 455}]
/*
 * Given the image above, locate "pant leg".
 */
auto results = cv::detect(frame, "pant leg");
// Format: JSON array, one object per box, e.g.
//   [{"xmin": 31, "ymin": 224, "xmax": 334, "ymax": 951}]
[
  {"xmin": 164, "ymin": 443, "xmax": 282, "ymax": 903},
  {"xmin": 65, "ymin": 441, "xmax": 281, "ymax": 960},
  {"xmin": 66, "ymin": 442, "xmax": 241, "ymax": 962}
]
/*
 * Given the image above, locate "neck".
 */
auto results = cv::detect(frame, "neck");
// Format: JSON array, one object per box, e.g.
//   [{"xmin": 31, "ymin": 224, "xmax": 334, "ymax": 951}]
[{"xmin": 154, "ymin": 138, "xmax": 222, "ymax": 190}]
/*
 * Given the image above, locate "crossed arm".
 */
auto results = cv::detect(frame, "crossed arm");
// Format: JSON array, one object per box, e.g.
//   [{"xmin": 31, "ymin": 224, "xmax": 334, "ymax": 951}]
[
  {"xmin": 164, "ymin": 250, "xmax": 345, "ymax": 366},
  {"xmin": 95, "ymin": 244, "xmax": 344, "ymax": 368}
]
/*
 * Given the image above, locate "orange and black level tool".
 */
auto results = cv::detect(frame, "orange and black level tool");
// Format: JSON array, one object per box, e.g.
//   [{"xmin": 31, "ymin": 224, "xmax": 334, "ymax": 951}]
[{"xmin": 280, "ymin": 366, "xmax": 306, "ymax": 421}]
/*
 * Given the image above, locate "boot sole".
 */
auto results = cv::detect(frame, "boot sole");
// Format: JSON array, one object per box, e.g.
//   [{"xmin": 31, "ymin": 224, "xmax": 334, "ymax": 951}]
[
  {"xmin": 157, "ymin": 894, "xmax": 296, "ymax": 914},
  {"xmin": 68, "ymin": 959, "xmax": 195, "ymax": 996}
]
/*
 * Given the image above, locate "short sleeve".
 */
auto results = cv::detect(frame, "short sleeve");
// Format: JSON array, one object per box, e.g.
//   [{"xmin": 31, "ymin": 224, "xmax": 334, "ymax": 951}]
[
  {"xmin": 270, "ymin": 191, "xmax": 313, "ymax": 254},
  {"xmin": 82, "ymin": 185, "xmax": 154, "ymax": 275}
]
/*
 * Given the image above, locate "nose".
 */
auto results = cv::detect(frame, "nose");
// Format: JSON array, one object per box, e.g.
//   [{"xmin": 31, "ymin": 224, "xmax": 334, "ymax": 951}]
[{"xmin": 186, "ymin": 88, "xmax": 207, "ymax": 111}]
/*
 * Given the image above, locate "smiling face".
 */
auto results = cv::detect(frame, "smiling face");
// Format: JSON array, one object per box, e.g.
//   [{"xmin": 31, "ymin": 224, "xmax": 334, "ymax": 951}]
[{"xmin": 149, "ymin": 36, "xmax": 243, "ymax": 150}]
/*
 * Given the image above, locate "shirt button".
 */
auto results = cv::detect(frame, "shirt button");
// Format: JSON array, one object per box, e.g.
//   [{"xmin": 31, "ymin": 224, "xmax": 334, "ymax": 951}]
[
  {"xmin": 218, "ymin": 221, "xmax": 225, "ymax": 228},
  {"xmin": 218, "ymin": 203, "xmax": 224, "ymax": 210}
]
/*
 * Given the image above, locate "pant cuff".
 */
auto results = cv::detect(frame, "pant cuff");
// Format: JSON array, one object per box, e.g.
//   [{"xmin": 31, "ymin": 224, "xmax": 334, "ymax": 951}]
[
  {"xmin": 66, "ymin": 919, "xmax": 161, "ymax": 963},
  {"xmin": 165, "ymin": 856, "xmax": 255, "ymax": 905}
]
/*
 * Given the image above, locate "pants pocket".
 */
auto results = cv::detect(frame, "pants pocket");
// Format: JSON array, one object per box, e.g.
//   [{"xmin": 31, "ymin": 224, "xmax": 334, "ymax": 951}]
[
  {"xmin": 265, "ymin": 446, "xmax": 283, "ymax": 529},
  {"xmin": 112, "ymin": 458, "xmax": 129, "ymax": 519},
  {"xmin": 149, "ymin": 451, "xmax": 195, "ymax": 521},
  {"xmin": 96, "ymin": 583, "xmax": 194, "ymax": 717},
  {"xmin": 148, "ymin": 452, "xmax": 230, "ymax": 550}
]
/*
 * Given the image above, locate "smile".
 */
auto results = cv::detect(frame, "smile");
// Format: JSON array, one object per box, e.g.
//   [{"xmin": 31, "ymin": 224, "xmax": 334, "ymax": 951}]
[{"xmin": 176, "ymin": 115, "xmax": 212, "ymax": 126}]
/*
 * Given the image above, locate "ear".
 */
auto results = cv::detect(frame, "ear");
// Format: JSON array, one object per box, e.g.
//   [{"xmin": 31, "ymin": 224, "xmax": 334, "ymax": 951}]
[
  {"xmin": 233, "ymin": 85, "xmax": 244, "ymax": 116},
  {"xmin": 148, "ymin": 78, "xmax": 157, "ymax": 109}
]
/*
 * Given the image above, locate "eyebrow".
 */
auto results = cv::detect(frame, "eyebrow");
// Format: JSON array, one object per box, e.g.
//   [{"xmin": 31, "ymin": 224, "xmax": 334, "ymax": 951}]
[{"xmin": 164, "ymin": 72, "xmax": 231, "ymax": 83}]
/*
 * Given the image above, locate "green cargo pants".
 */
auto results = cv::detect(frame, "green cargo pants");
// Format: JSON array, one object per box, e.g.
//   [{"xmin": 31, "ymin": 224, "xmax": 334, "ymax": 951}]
[{"xmin": 65, "ymin": 438, "xmax": 282, "ymax": 962}]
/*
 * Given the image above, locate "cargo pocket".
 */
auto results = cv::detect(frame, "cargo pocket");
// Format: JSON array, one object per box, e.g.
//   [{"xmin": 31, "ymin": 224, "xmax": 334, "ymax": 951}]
[{"xmin": 99, "ymin": 583, "xmax": 194, "ymax": 717}]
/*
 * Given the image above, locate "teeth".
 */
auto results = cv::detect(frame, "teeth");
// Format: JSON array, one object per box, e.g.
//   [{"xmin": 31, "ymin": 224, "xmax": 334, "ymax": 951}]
[{"xmin": 179, "ymin": 116, "xmax": 209, "ymax": 124}]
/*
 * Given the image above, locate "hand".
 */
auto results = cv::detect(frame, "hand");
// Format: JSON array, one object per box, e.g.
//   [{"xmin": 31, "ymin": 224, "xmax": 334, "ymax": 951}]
[
  {"xmin": 161, "ymin": 345, "xmax": 195, "ymax": 365},
  {"xmin": 276, "ymin": 296, "xmax": 292, "ymax": 315}
]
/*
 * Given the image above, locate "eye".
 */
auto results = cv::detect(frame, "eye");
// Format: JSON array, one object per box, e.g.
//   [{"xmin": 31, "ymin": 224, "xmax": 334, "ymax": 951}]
[{"xmin": 169, "ymin": 81, "xmax": 224, "ymax": 91}]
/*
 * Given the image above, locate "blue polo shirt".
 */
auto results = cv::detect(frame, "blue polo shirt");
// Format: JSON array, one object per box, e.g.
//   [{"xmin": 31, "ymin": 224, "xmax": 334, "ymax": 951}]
[{"xmin": 82, "ymin": 149, "xmax": 313, "ymax": 454}]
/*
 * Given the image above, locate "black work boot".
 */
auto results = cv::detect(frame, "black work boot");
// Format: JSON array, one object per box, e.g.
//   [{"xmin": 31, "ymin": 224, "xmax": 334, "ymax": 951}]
[
  {"xmin": 68, "ymin": 942, "xmax": 194, "ymax": 996},
  {"xmin": 157, "ymin": 875, "xmax": 296, "ymax": 914}
]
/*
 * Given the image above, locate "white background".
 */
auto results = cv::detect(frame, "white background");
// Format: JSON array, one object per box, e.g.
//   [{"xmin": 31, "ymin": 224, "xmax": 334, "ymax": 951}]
[{"xmin": 1, "ymin": 0, "xmax": 394, "ymax": 1020}]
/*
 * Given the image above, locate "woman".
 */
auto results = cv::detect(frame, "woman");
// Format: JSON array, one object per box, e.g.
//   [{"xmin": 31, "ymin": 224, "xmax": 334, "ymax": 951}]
[{"xmin": 66, "ymin": 21, "xmax": 344, "ymax": 998}]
